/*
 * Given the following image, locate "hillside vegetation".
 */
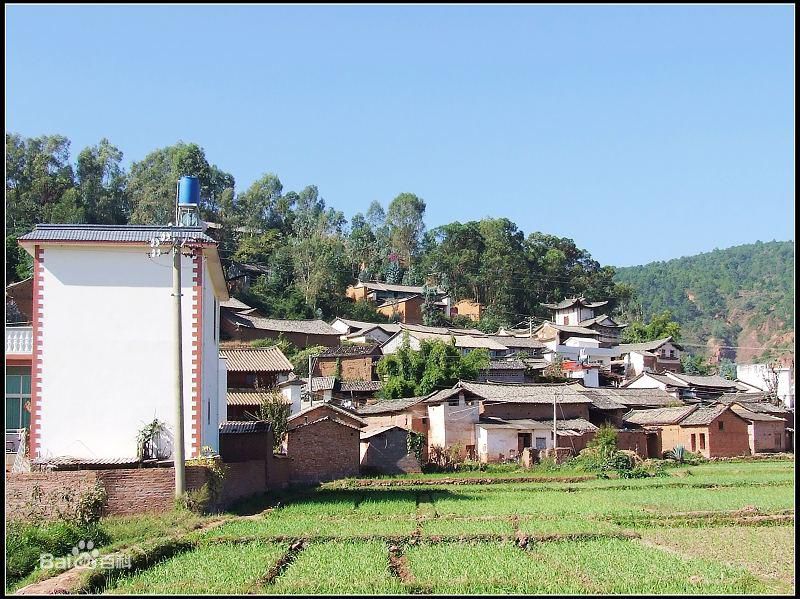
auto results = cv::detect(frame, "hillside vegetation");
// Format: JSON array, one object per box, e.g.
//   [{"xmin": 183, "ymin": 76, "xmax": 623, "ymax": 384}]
[{"xmin": 615, "ymin": 241, "xmax": 794, "ymax": 363}]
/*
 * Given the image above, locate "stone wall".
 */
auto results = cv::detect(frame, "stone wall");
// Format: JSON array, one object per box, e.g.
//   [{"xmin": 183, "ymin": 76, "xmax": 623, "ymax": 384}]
[{"xmin": 286, "ymin": 419, "xmax": 360, "ymax": 485}]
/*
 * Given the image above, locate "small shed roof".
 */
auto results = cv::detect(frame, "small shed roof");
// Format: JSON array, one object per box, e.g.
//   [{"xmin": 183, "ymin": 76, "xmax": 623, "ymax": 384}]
[
  {"xmin": 219, "ymin": 346, "xmax": 293, "ymax": 372},
  {"xmin": 319, "ymin": 344, "xmax": 382, "ymax": 358},
  {"xmin": 360, "ymin": 425, "xmax": 408, "ymax": 440},
  {"xmin": 729, "ymin": 404, "xmax": 785, "ymax": 423},
  {"xmin": 219, "ymin": 420, "xmax": 271, "ymax": 434},
  {"xmin": 356, "ymin": 396, "xmax": 428, "ymax": 414},
  {"xmin": 339, "ymin": 380, "xmax": 383, "ymax": 393}
]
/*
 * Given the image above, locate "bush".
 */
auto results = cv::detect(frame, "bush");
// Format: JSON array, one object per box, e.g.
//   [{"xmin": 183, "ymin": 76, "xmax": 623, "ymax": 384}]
[{"xmin": 5, "ymin": 520, "xmax": 109, "ymax": 582}]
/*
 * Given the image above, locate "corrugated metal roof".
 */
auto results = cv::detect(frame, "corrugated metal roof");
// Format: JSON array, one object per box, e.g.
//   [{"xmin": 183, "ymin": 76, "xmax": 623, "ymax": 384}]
[
  {"xmin": 18, "ymin": 224, "xmax": 215, "ymax": 244},
  {"xmin": 227, "ymin": 391, "xmax": 284, "ymax": 406},
  {"xmin": 219, "ymin": 346, "xmax": 293, "ymax": 372},
  {"xmin": 222, "ymin": 312, "xmax": 340, "ymax": 335},
  {"xmin": 219, "ymin": 420, "xmax": 272, "ymax": 434}
]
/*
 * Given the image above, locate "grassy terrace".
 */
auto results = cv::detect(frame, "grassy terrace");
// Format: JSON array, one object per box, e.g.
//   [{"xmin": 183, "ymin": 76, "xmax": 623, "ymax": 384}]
[{"xmin": 8, "ymin": 460, "xmax": 795, "ymax": 595}]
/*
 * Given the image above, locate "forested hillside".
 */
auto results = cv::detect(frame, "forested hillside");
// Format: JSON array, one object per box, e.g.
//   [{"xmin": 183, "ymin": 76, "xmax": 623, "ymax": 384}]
[
  {"xmin": 5, "ymin": 134, "xmax": 631, "ymax": 330},
  {"xmin": 615, "ymin": 241, "xmax": 795, "ymax": 363}
]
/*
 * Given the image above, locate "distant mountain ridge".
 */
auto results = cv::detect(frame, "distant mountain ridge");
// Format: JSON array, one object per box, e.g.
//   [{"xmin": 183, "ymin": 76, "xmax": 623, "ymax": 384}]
[{"xmin": 615, "ymin": 240, "xmax": 794, "ymax": 364}]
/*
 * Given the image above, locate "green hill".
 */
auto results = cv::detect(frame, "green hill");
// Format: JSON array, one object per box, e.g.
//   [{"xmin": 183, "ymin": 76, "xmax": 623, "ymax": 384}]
[{"xmin": 615, "ymin": 241, "xmax": 794, "ymax": 363}]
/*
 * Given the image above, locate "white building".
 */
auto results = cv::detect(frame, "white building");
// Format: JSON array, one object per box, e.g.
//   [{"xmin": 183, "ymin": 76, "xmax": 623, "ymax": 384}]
[
  {"xmin": 381, "ymin": 325, "xmax": 508, "ymax": 358},
  {"xmin": 17, "ymin": 224, "xmax": 229, "ymax": 461},
  {"xmin": 618, "ymin": 337, "xmax": 683, "ymax": 378},
  {"xmin": 736, "ymin": 363, "xmax": 795, "ymax": 409}
]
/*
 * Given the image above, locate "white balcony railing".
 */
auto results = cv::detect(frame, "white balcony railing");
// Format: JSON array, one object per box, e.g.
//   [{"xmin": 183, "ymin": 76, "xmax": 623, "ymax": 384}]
[{"xmin": 6, "ymin": 326, "xmax": 33, "ymax": 354}]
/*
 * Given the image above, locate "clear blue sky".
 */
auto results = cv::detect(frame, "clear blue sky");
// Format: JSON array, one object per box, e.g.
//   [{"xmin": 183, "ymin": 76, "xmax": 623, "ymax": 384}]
[{"xmin": 6, "ymin": 4, "xmax": 794, "ymax": 267}]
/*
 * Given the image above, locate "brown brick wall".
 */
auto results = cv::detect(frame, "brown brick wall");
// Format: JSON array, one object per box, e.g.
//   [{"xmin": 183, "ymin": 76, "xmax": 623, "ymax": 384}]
[
  {"xmin": 616, "ymin": 430, "xmax": 650, "ymax": 459},
  {"xmin": 703, "ymin": 411, "xmax": 751, "ymax": 458},
  {"xmin": 316, "ymin": 356, "xmax": 374, "ymax": 381},
  {"xmin": 287, "ymin": 419, "xmax": 361, "ymax": 485},
  {"xmin": 751, "ymin": 420, "xmax": 787, "ymax": 452},
  {"xmin": 5, "ymin": 470, "xmax": 98, "ymax": 520},
  {"xmin": 481, "ymin": 402, "xmax": 590, "ymax": 421},
  {"xmin": 220, "ymin": 430, "xmax": 273, "ymax": 463}
]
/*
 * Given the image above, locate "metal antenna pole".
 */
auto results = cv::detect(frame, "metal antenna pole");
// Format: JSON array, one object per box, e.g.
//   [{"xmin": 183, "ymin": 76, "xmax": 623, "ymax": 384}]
[{"xmin": 172, "ymin": 240, "xmax": 186, "ymax": 497}]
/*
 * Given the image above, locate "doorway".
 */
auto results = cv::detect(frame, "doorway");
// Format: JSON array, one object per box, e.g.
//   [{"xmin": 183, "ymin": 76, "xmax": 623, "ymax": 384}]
[{"xmin": 517, "ymin": 433, "xmax": 532, "ymax": 454}]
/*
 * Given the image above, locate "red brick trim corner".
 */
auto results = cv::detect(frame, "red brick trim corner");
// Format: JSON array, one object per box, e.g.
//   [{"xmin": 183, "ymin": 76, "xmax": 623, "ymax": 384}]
[
  {"xmin": 29, "ymin": 246, "xmax": 44, "ymax": 457},
  {"xmin": 191, "ymin": 252, "xmax": 204, "ymax": 456}
]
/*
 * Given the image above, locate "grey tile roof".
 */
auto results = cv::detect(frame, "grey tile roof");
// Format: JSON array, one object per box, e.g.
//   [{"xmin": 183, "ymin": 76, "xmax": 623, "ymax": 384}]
[
  {"xmin": 680, "ymin": 404, "xmax": 731, "ymax": 426},
  {"xmin": 18, "ymin": 224, "xmax": 216, "ymax": 244},
  {"xmin": 288, "ymin": 403, "xmax": 367, "ymax": 426},
  {"xmin": 537, "ymin": 322, "xmax": 599, "ymax": 336},
  {"xmin": 219, "ymin": 420, "xmax": 271, "ymax": 434},
  {"xmin": 485, "ymin": 360, "xmax": 527, "ymax": 371},
  {"xmin": 717, "ymin": 394, "xmax": 789, "ymax": 414},
  {"xmin": 222, "ymin": 312, "xmax": 341, "ymax": 335},
  {"xmin": 578, "ymin": 314, "xmax": 627, "ymax": 329},
  {"xmin": 623, "ymin": 405, "xmax": 698, "ymax": 426},
  {"xmin": 220, "ymin": 297, "xmax": 255, "ymax": 311},
  {"xmin": 623, "ymin": 372, "xmax": 690, "ymax": 388},
  {"xmin": 729, "ymin": 404, "xmax": 785, "ymax": 422},
  {"xmin": 219, "ymin": 346, "xmax": 293, "ymax": 372},
  {"xmin": 356, "ymin": 396, "xmax": 427, "ymax": 414},
  {"xmin": 355, "ymin": 281, "xmax": 446, "ymax": 294},
  {"xmin": 618, "ymin": 337, "xmax": 681, "ymax": 353},
  {"xmin": 319, "ymin": 344, "xmax": 382, "ymax": 358},
  {"xmin": 339, "ymin": 380, "xmax": 383, "ymax": 393},
  {"xmin": 458, "ymin": 381, "xmax": 593, "ymax": 404},
  {"xmin": 332, "ymin": 318, "xmax": 402, "ymax": 334},
  {"xmin": 667, "ymin": 373, "xmax": 738, "ymax": 389},
  {"xmin": 487, "ymin": 336, "xmax": 545, "ymax": 349},
  {"xmin": 542, "ymin": 297, "xmax": 608, "ymax": 310},
  {"xmin": 584, "ymin": 388, "xmax": 682, "ymax": 408},
  {"xmin": 309, "ymin": 376, "xmax": 338, "ymax": 392}
]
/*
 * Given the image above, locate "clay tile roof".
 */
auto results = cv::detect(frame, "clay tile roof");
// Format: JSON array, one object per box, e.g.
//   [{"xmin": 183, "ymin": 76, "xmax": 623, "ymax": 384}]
[
  {"xmin": 458, "ymin": 381, "xmax": 592, "ymax": 404},
  {"xmin": 618, "ymin": 337, "xmax": 681, "ymax": 353},
  {"xmin": 219, "ymin": 346, "xmax": 293, "ymax": 372},
  {"xmin": 339, "ymin": 380, "xmax": 383, "ymax": 392},
  {"xmin": 360, "ymin": 425, "xmax": 407, "ymax": 440},
  {"xmin": 356, "ymin": 396, "xmax": 427, "ymax": 414},
  {"xmin": 219, "ymin": 420, "xmax": 271, "ymax": 434},
  {"xmin": 220, "ymin": 297, "xmax": 254, "ymax": 311},
  {"xmin": 542, "ymin": 297, "xmax": 608, "ymax": 310},
  {"xmin": 222, "ymin": 312, "xmax": 340, "ymax": 335},
  {"xmin": 227, "ymin": 391, "xmax": 288, "ymax": 406},
  {"xmin": 319, "ymin": 344, "xmax": 382, "ymax": 358},
  {"xmin": 667, "ymin": 373, "xmax": 739, "ymax": 390},
  {"xmin": 679, "ymin": 404, "xmax": 732, "ymax": 426},
  {"xmin": 485, "ymin": 360, "xmax": 527, "ymax": 370},
  {"xmin": 623, "ymin": 405, "xmax": 699, "ymax": 426},
  {"xmin": 729, "ymin": 404, "xmax": 785, "ymax": 422},
  {"xmin": 18, "ymin": 224, "xmax": 215, "ymax": 244}
]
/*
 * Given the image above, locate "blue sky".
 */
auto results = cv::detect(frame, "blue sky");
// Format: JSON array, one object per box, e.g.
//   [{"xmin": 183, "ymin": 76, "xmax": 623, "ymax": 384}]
[{"xmin": 6, "ymin": 4, "xmax": 794, "ymax": 266}]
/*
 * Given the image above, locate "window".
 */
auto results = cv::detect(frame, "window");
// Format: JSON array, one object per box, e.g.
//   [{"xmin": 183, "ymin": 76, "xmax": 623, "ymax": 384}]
[
  {"xmin": 718, "ymin": 421, "xmax": 724, "ymax": 431},
  {"xmin": 563, "ymin": 316, "xmax": 569, "ymax": 325},
  {"xmin": 535, "ymin": 437, "xmax": 547, "ymax": 450},
  {"xmin": 5, "ymin": 367, "xmax": 31, "ymax": 431},
  {"xmin": 669, "ymin": 350, "xmax": 675, "ymax": 358},
  {"xmin": 699, "ymin": 433, "xmax": 706, "ymax": 450},
  {"xmin": 690, "ymin": 434, "xmax": 696, "ymax": 451}
]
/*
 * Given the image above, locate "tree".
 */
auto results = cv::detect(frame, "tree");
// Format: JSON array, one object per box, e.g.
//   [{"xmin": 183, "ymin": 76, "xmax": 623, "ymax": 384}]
[
  {"xmin": 717, "ymin": 358, "xmax": 737, "ymax": 381},
  {"xmin": 245, "ymin": 390, "xmax": 291, "ymax": 451},
  {"xmin": 623, "ymin": 310, "xmax": 682, "ymax": 343},
  {"xmin": 376, "ymin": 337, "xmax": 489, "ymax": 399},
  {"xmin": 680, "ymin": 353, "xmax": 711, "ymax": 375},
  {"xmin": 385, "ymin": 192, "xmax": 426, "ymax": 267},
  {"xmin": 76, "ymin": 138, "xmax": 129, "ymax": 224}
]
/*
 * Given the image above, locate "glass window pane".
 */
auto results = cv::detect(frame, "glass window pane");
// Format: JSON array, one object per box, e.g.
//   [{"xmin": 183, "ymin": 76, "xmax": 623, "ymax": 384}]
[
  {"xmin": 21, "ymin": 376, "xmax": 31, "ymax": 395},
  {"xmin": 22, "ymin": 404, "xmax": 31, "ymax": 428},
  {"xmin": 6, "ymin": 397, "xmax": 21, "ymax": 429},
  {"xmin": 6, "ymin": 376, "xmax": 20, "ymax": 394}
]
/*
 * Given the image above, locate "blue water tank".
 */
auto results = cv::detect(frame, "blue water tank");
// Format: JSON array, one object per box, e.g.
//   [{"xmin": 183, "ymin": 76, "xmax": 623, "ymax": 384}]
[{"xmin": 178, "ymin": 176, "xmax": 201, "ymax": 206}]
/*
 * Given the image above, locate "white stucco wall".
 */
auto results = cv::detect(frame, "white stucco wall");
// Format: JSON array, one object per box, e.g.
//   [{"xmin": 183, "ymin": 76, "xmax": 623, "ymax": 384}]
[
  {"xmin": 37, "ymin": 245, "xmax": 221, "ymax": 460},
  {"xmin": 625, "ymin": 374, "xmax": 668, "ymax": 391},
  {"xmin": 737, "ymin": 364, "xmax": 794, "ymax": 408},
  {"xmin": 381, "ymin": 332, "xmax": 421, "ymax": 355},
  {"xmin": 281, "ymin": 383, "xmax": 303, "ymax": 415},
  {"xmin": 477, "ymin": 425, "xmax": 554, "ymax": 463},
  {"xmin": 201, "ymin": 258, "xmax": 220, "ymax": 451}
]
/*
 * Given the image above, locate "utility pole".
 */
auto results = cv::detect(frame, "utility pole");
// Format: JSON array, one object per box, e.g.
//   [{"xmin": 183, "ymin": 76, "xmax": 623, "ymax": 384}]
[
  {"xmin": 149, "ymin": 231, "xmax": 186, "ymax": 498},
  {"xmin": 172, "ymin": 239, "xmax": 186, "ymax": 497}
]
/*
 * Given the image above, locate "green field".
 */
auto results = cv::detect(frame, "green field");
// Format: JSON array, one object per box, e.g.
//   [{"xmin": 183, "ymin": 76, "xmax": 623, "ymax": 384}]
[{"xmin": 14, "ymin": 460, "xmax": 796, "ymax": 595}]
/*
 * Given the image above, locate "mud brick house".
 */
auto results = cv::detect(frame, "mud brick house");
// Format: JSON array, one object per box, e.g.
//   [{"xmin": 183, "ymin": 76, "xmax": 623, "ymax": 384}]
[
  {"xmin": 475, "ymin": 417, "xmax": 598, "ymax": 462},
  {"xmin": 623, "ymin": 404, "xmax": 751, "ymax": 458},
  {"xmin": 581, "ymin": 388, "xmax": 685, "ymax": 427},
  {"xmin": 729, "ymin": 403, "xmax": 788, "ymax": 453},
  {"xmin": 313, "ymin": 344, "xmax": 382, "ymax": 381},
  {"xmin": 360, "ymin": 425, "xmax": 422, "ymax": 475},
  {"xmin": 220, "ymin": 312, "xmax": 340, "ymax": 349},
  {"xmin": 346, "ymin": 281, "xmax": 446, "ymax": 304},
  {"xmin": 355, "ymin": 396, "xmax": 429, "ymax": 435},
  {"xmin": 218, "ymin": 345, "xmax": 294, "ymax": 420},
  {"xmin": 617, "ymin": 337, "xmax": 683, "ymax": 378},
  {"xmin": 376, "ymin": 295, "xmax": 424, "ymax": 324},
  {"xmin": 15, "ymin": 224, "xmax": 229, "ymax": 461},
  {"xmin": 286, "ymin": 403, "xmax": 366, "ymax": 484}
]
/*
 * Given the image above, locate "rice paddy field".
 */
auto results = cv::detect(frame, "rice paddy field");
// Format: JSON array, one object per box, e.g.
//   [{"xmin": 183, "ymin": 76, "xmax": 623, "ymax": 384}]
[{"xmin": 50, "ymin": 461, "xmax": 800, "ymax": 594}]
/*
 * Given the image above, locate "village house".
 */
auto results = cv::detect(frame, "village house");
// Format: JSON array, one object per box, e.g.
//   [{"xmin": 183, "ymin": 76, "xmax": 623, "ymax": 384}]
[
  {"xmin": 221, "ymin": 259, "xmax": 271, "ymax": 295},
  {"xmin": 15, "ymin": 223, "xmax": 229, "ymax": 461},
  {"xmin": 533, "ymin": 323, "xmax": 621, "ymax": 369},
  {"xmin": 449, "ymin": 298, "xmax": 483, "ymax": 321},
  {"xmin": 717, "ymin": 392, "xmax": 793, "ymax": 451},
  {"xmin": 329, "ymin": 317, "xmax": 401, "ymax": 344},
  {"xmin": 381, "ymin": 324, "xmax": 509, "ymax": 358},
  {"xmin": 220, "ymin": 312, "xmax": 341, "ymax": 348},
  {"xmin": 219, "ymin": 345, "xmax": 294, "ymax": 420},
  {"xmin": 354, "ymin": 396, "xmax": 429, "ymax": 435},
  {"xmin": 375, "ymin": 294, "xmax": 424, "ymax": 324},
  {"xmin": 541, "ymin": 297, "xmax": 627, "ymax": 344},
  {"xmin": 360, "ymin": 425, "xmax": 422, "ymax": 475},
  {"xmin": 333, "ymin": 380, "xmax": 384, "ymax": 407},
  {"xmin": 623, "ymin": 403, "xmax": 751, "ymax": 458},
  {"xmin": 313, "ymin": 344, "xmax": 382, "ymax": 381},
  {"xmin": 345, "ymin": 281, "xmax": 446, "ymax": 304},
  {"xmin": 729, "ymin": 403, "xmax": 788, "ymax": 453},
  {"xmin": 581, "ymin": 387, "xmax": 685, "ymax": 427},
  {"xmin": 624, "ymin": 371, "xmax": 739, "ymax": 400},
  {"xmin": 477, "ymin": 360, "xmax": 527, "ymax": 383},
  {"xmin": 617, "ymin": 337, "xmax": 683, "ymax": 378},
  {"xmin": 486, "ymin": 334, "xmax": 546, "ymax": 359},
  {"xmin": 285, "ymin": 403, "xmax": 366, "ymax": 484},
  {"xmin": 736, "ymin": 363, "xmax": 795, "ymax": 408}
]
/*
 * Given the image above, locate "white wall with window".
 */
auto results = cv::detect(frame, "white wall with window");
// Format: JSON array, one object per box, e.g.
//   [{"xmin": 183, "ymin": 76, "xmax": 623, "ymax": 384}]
[{"xmin": 6, "ymin": 366, "xmax": 31, "ymax": 432}]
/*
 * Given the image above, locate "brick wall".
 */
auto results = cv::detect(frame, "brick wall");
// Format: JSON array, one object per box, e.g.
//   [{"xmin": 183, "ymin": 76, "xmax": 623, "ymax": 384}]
[
  {"xmin": 5, "ymin": 470, "xmax": 98, "ymax": 520},
  {"xmin": 316, "ymin": 356, "xmax": 374, "ymax": 381},
  {"xmin": 751, "ymin": 420, "xmax": 787, "ymax": 452},
  {"xmin": 360, "ymin": 428, "xmax": 422, "ymax": 475},
  {"xmin": 268, "ymin": 454, "xmax": 290, "ymax": 489},
  {"xmin": 287, "ymin": 419, "xmax": 360, "ymax": 485},
  {"xmin": 616, "ymin": 430, "xmax": 649, "ymax": 459},
  {"xmin": 220, "ymin": 430, "xmax": 273, "ymax": 463}
]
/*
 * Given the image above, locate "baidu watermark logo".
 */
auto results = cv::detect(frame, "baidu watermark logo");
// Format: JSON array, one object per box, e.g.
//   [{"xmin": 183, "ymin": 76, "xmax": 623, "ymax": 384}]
[{"xmin": 39, "ymin": 540, "xmax": 131, "ymax": 570}]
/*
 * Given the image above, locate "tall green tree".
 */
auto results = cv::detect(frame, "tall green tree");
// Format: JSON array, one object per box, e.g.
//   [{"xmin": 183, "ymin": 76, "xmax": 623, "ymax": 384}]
[
  {"xmin": 385, "ymin": 192, "xmax": 426, "ymax": 268},
  {"xmin": 76, "ymin": 139, "xmax": 129, "ymax": 224},
  {"xmin": 622, "ymin": 310, "xmax": 682, "ymax": 343}
]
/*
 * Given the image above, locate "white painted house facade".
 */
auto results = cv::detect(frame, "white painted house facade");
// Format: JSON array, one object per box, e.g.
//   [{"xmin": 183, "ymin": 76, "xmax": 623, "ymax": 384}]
[{"xmin": 18, "ymin": 224, "xmax": 229, "ymax": 461}]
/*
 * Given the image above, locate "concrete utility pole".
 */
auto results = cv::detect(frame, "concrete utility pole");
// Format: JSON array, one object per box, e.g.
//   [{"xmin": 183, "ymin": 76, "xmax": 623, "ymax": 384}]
[
  {"xmin": 172, "ymin": 239, "xmax": 186, "ymax": 497},
  {"xmin": 149, "ymin": 231, "xmax": 186, "ymax": 498}
]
